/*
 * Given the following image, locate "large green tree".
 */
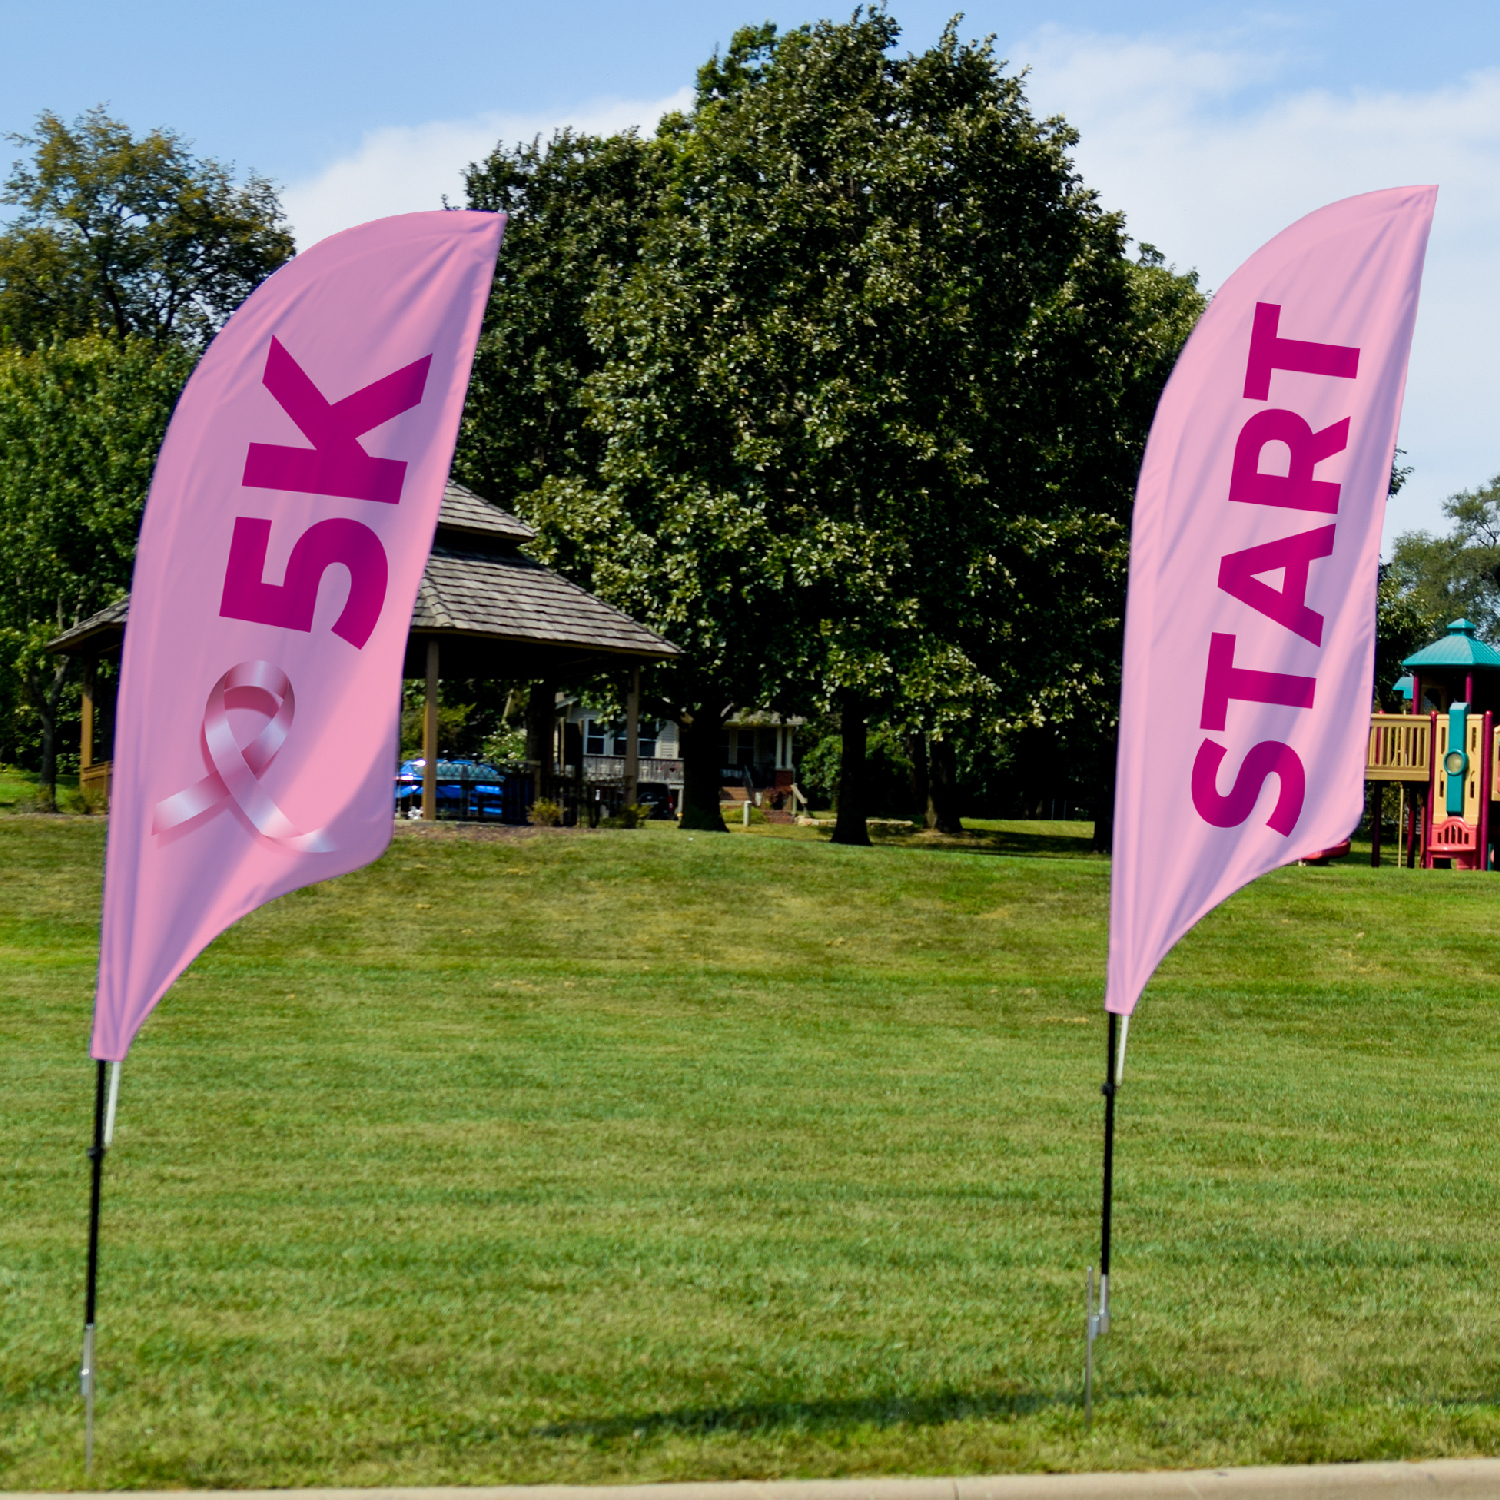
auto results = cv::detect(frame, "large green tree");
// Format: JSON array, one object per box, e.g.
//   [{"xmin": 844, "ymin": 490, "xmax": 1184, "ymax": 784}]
[
  {"xmin": 0, "ymin": 107, "xmax": 293, "ymax": 349},
  {"xmin": 514, "ymin": 16, "xmax": 1200, "ymax": 837},
  {"xmin": 974, "ymin": 247, "xmax": 1205, "ymax": 848},
  {"xmin": 0, "ymin": 108, "xmax": 290, "ymax": 800},
  {"xmin": 0, "ymin": 334, "xmax": 193, "ymax": 800},
  {"xmin": 1389, "ymin": 475, "xmax": 1500, "ymax": 640},
  {"xmin": 456, "ymin": 128, "xmax": 661, "ymax": 503}
]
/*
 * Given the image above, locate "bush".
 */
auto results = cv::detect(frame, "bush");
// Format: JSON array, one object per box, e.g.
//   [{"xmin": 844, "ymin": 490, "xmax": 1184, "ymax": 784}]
[
  {"xmin": 481, "ymin": 724, "xmax": 528, "ymax": 771},
  {"xmin": 530, "ymin": 798, "xmax": 562, "ymax": 826}
]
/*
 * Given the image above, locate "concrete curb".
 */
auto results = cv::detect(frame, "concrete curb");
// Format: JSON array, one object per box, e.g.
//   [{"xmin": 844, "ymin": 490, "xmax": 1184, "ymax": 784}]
[{"xmin": 16, "ymin": 1463, "xmax": 1500, "ymax": 1500}]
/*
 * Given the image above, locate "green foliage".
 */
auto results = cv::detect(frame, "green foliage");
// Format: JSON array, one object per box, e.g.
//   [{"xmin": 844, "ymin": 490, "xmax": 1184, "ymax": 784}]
[
  {"xmin": 456, "ymin": 128, "xmax": 660, "ymax": 501},
  {"xmin": 602, "ymin": 801, "xmax": 652, "ymax": 828},
  {"xmin": 1374, "ymin": 565, "xmax": 1441, "ymax": 708},
  {"xmin": 397, "ymin": 680, "xmax": 525, "ymax": 766},
  {"xmin": 529, "ymin": 796, "xmax": 562, "ymax": 825},
  {"xmin": 0, "ymin": 110, "xmax": 291, "ymax": 795},
  {"xmin": 457, "ymin": 16, "xmax": 1204, "ymax": 828},
  {"xmin": 397, "ymin": 697, "xmax": 471, "ymax": 763},
  {"xmin": 0, "ymin": 107, "xmax": 294, "ymax": 349},
  {"xmin": 481, "ymin": 722, "xmax": 529, "ymax": 770},
  {"xmin": 799, "ymin": 721, "xmax": 914, "ymax": 815},
  {"xmin": 0, "ymin": 333, "xmax": 192, "ymax": 782},
  {"xmin": 796, "ymin": 730, "xmax": 843, "ymax": 808},
  {"xmin": 1390, "ymin": 445, "xmax": 1413, "ymax": 498},
  {"xmin": 583, "ymin": 14, "xmax": 1138, "ymax": 717},
  {"xmin": 1389, "ymin": 475, "xmax": 1500, "ymax": 640}
]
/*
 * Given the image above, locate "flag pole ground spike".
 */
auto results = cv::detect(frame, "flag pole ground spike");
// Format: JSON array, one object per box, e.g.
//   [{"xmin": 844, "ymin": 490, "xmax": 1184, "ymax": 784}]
[
  {"xmin": 1086, "ymin": 1012, "xmax": 1119, "ymax": 1428},
  {"xmin": 1084, "ymin": 1265, "xmax": 1094, "ymax": 1430},
  {"xmin": 82, "ymin": 1057, "xmax": 108, "ymax": 1475}
]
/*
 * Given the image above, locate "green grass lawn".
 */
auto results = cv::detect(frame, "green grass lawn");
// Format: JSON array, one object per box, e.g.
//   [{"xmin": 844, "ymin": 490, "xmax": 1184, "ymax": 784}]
[
  {"xmin": 4, "ymin": 814, "xmax": 1500, "ymax": 1487},
  {"xmin": 0, "ymin": 764, "xmax": 86, "ymax": 815}
]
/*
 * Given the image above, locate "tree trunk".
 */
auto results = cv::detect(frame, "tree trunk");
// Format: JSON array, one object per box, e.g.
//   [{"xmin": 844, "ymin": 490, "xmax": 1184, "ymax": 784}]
[
  {"xmin": 678, "ymin": 708, "xmax": 728, "ymax": 831},
  {"xmin": 29, "ymin": 655, "xmax": 70, "ymax": 812},
  {"xmin": 831, "ymin": 693, "xmax": 871, "ymax": 846},
  {"xmin": 929, "ymin": 736, "xmax": 964, "ymax": 834},
  {"xmin": 1091, "ymin": 733, "xmax": 1118, "ymax": 854},
  {"xmin": 906, "ymin": 730, "xmax": 934, "ymax": 828}
]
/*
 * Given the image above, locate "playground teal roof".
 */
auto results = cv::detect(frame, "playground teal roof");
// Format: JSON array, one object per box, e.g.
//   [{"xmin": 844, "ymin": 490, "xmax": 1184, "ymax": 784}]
[{"xmin": 1401, "ymin": 619, "xmax": 1500, "ymax": 672}]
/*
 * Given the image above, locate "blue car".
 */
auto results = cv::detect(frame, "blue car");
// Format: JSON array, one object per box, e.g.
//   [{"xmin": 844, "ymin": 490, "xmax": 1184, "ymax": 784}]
[{"xmin": 395, "ymin": 759, "xmax": 529, "ymax": 822}]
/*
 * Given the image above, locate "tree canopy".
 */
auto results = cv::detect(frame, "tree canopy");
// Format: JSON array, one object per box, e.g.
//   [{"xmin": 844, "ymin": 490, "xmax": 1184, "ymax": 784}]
[
  {"xmin": 458, "ymin": 127, "xmax": 660, "ymax": 503},
  {"xmin": 0, "ymin": 107, "xmax": 293, "ymax": 349},
  {"xmin": 1389, "ymin": 475, "xmax": 1500, "ymax": 641},
  {"xmin": 457, "ymin": 12, "xmax": 1204, "ymax": 836},
  {"xmin": 0, "ymin": 108, "xmax": 290, "ymax": 799},
  {"xmin": 0, "ymin": 334, "xmax": 193, "ymax": 795}
]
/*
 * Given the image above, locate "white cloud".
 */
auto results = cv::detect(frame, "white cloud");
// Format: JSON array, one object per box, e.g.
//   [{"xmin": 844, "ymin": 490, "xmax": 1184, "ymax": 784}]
[
  {"xmin": 281, "ymin": 88, "xmax": 693, "ymax": 252},
  {"xmin": 1016, "ymin": 27, "xmax": 1500, "ymax": 548}
]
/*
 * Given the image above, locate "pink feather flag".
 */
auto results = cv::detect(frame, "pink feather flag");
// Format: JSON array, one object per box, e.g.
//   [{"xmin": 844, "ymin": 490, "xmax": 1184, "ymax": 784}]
[
  {"xmin": 1107, "ymin": 186, "xmax": 1436, "ymax": 1020},
  {"xmin": 92, "ymin": 211, "xmax": 503, "ymax": 1060}
]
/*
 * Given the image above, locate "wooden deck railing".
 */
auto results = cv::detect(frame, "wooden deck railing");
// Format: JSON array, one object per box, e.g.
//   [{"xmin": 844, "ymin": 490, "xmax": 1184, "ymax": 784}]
[
  {"xmin": 581, "ymin": 754, "xmax": 684, "ymax": 785},
  {"xmin": 1366, "ymin": 713, "xmax": 1430, "ymax": 782},
  {"xmin": 79, "ymin": 760, "xmax": 112, "ymax": 810}
]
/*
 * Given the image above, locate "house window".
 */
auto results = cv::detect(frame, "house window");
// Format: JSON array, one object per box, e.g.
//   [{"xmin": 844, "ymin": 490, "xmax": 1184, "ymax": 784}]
[
  {"xmin": 585, "ymin": 719, "xmax": 607, "ymax": 755},
  {"xmin": 594, "ymin": 717, "xmax": 660, "ymax": 756}
]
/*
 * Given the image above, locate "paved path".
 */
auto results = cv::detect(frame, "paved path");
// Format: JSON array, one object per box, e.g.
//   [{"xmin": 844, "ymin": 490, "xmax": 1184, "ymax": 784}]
[{"xmin": 19, "ymin": 1462, "xmax": 1500, "ymax": 1499}]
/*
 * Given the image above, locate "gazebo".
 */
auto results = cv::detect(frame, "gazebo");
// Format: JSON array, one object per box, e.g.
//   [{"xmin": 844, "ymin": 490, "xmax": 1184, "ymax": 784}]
[{"xmin": 48, "ymin": 481, "xmax": 679, "ymax": 820}]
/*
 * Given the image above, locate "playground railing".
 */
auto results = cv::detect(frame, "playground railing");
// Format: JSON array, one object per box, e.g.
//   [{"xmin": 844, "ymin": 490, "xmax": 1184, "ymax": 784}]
[{"xmin": 1366, "ymin": 713, "xmax": 1431, "ymax": 781}]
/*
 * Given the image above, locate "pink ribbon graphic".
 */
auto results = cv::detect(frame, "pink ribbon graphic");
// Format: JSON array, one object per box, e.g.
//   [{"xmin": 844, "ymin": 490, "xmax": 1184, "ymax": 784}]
[{"xmin": 152, "ymin": 661, "xmax": 337, "ymax": 852}]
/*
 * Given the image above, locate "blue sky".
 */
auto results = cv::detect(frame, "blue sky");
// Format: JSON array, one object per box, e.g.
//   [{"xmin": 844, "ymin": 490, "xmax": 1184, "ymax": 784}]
[{"xmin": 7, "ymin": 1, "xmax": 1500, "ymax": 548}]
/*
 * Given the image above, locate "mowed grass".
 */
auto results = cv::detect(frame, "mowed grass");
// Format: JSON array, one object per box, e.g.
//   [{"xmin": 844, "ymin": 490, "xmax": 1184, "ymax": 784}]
[{"xmin": 4, "ymin": 816, "xmax": 1500, "ymax": 1487}]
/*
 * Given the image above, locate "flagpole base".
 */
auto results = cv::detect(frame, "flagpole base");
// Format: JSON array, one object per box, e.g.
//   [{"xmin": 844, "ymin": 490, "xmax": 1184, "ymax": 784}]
[
  {"xmin": 80, "ymin": 1320, "xmax": 95, "ymax": 1473},
  {"xmin": 1084, "ymin": 1267, "xmax": 1093, "ymax": 1429},
  {"xmin": 1085, "ymin": 1267, "xmax": 1110, "ymax": 1430}
]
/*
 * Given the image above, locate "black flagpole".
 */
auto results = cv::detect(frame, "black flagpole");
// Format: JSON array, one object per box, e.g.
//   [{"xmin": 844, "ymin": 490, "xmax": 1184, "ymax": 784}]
[
  {"xmin": 82, "ymin": 1057, "xmax": 108, "ymax": 1473},
  {"xmin": 1085, "ymin": 1010, "xmax": 1119, "ymax": 1427}
]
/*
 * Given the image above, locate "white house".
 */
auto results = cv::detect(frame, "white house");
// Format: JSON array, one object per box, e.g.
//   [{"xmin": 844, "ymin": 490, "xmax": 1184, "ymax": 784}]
[{"xmin": 555, "ymin": 702, "xmax": 803, "ymax": 809}]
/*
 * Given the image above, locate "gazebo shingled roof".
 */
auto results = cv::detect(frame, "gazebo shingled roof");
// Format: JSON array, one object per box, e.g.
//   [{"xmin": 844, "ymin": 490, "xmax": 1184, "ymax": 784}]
[
  {"xmin": 49, "ymin": 480, "xmax": 678, "ymax": 819},
  {"xmin": 48, "ymin": 595, "xmax": 129, "ymax": 656},
  {"xmin": 50, "ymin": 480, "xmax": 679, "ymax": 676},
  {"xmin": 425, "ymin": 481, "xmax": 537, "ymax": 545}
]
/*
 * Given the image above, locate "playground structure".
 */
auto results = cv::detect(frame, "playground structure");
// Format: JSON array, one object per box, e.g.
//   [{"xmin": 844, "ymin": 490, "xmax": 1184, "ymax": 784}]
[{"xmin": 1365, "ymin": 619, "xmax": 1500, "ymax": 869}]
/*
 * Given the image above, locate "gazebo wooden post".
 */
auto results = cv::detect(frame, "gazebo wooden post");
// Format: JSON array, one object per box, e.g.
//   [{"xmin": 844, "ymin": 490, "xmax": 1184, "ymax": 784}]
[
  {"xmin": 573, "ymin": 722, "xmax": 585, "ymax": 817},
  {"xmin": 624, "ymin": 666, "xmax": 640, "ymax": 811},
  {"xmin": 80, "ymin": 658, "xmax": 96, "ymax": 772},
  {"xmin": 422, "ymin": 637, "xmax": 440, "ymax": 822},
  {"xmin": 526, "ymin": 681, "xmax": 556, "ymax": 807}
]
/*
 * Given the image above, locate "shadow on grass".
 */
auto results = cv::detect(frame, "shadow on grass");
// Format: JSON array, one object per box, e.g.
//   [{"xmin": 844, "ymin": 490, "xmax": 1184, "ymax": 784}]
[
  {"xmin": 883, "ymin": 827, "xmax": 1099, "ymax": 860},
  {"xmin": 534, "ymin": 1386, "xmax": 1073, "ymax": 1442}
]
